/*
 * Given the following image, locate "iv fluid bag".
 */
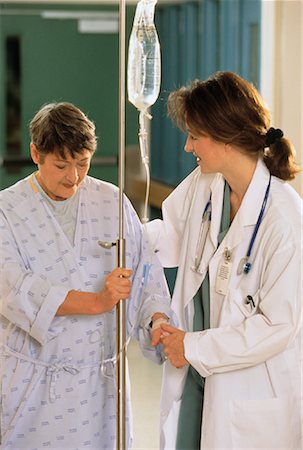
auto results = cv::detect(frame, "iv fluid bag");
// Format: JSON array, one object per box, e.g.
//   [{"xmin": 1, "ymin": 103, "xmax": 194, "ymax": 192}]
[{"xmin": 127, "ymin": 0, "xmax": 161, "ymax": 112}]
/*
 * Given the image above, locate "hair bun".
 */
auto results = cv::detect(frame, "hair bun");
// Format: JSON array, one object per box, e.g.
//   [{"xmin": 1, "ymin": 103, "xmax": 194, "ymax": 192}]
[{"xmin": 265, "ymin": 127, "xmax": 284, "ymax": 147}]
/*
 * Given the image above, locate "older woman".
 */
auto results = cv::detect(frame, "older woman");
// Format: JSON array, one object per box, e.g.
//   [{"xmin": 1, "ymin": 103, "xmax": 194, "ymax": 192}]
[{"xmin": 0, "ymin": 102, "xmax": 171, "ymax": 449}]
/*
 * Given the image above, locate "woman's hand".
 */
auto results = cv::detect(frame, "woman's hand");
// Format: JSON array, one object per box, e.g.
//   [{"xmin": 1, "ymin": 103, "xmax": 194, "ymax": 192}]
[
  {"xmin": 56, "ymin": 267, "xmax": 133, "ymax": 316},
  {"xmin": 150, "ymin": 313, "xmax": 169, "ymax": 346},
  {"xmin": 95, "ymin": 267, "xmax": 133, "ymax": 313}
]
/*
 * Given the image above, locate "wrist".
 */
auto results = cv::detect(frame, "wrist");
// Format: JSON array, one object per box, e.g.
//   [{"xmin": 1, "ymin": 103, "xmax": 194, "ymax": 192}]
[
  {"xmin": 57, "ymin": 290, "xmax": 104, "ymax": 316},
  {"xmin": 152, "ymin": 312, "xmax": 169, "ymax": 322},
  {"xmin": 93, "ymin": 292, "xmax": 105, "ymax": 315},
  {"xmin": 151, "ymin": 315, "xmax": 169, "ymax": 332}
]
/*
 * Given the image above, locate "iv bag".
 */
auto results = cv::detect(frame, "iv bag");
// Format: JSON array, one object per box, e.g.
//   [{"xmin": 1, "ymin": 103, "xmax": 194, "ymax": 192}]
[{"xmin": 127, "ymin": 0, "xmax": 161, "ymax": 112}]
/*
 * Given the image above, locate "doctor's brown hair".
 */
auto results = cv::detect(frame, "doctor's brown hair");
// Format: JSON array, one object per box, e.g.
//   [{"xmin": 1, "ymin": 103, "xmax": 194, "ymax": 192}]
[
  {"xmin": 29, "ymin": 102, "xmax": 97, "ymax": 160},
  {"xmin": 167, "ymin": 71, "xmax": 300, "ymax": 181}
]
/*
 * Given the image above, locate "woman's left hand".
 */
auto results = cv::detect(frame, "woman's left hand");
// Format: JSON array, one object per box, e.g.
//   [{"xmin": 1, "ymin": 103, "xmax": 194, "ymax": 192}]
[{"xmin": 160, "ymin": 323, "xmax": 189, "ymax": 368}]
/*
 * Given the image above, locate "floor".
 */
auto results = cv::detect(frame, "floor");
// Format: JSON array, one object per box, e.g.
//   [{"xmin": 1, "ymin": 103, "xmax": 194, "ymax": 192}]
[{"xmin": 128, "ymin": 338, "xmax": 163, "ymax": 449}]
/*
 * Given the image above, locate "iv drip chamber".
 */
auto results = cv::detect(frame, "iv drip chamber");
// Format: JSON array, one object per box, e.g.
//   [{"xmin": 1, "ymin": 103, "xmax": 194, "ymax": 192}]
[{"xmin": 127, "ymin": 0, "xmax": 161, "ymax": 112}]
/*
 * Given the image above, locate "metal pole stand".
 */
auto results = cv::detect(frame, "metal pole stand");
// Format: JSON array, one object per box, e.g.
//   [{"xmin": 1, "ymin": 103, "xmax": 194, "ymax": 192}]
[{"xmin": 116, "ymin": 0, "xmax": 126, "ymax": 449}]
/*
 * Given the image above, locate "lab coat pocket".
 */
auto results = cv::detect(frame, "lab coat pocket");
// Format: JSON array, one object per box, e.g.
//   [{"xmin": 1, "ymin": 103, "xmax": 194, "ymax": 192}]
[
  {"xmin": 230, "ymin": 396, "xmax": 296, "ymax": 449},
  {"xmin": 234, "ymin": 288, "xmax": 259, "ymax": 319},
  {"xmin": 220, "ymin": 289, "xmax": 259, "ymax": 327}
]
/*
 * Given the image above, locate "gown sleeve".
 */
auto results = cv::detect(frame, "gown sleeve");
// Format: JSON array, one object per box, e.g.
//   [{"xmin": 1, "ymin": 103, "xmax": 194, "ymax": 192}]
[
  {"xmin": 122, "ymin": 196, "xmax": 176, "ymax": 364},
  {"xmin": 0, "ymin": 209, "xmax": 69, "ymax": 345},
  {"xmin": 146, "ymin": 168, "xmax": 207, "ymax": 268}
]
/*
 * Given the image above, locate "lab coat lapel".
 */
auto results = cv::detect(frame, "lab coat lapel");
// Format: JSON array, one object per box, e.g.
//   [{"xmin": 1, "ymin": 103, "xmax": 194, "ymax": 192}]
[
  {"xmin": 178, "ymin": 161, "xmax": 270, "ymax": 316},
  {"xmin": 190, "ymin": 174, "xmax": 226, "ymax": 276},
  {"xmin": 174, "ymin": 174, "xmax": 223, "ymax": 316},
  {"xmin": 208, "ymin": 175, "xmax": 226, "ymax": 249},
  {"xmin": 219, "ymin": 159, "xmax": 271, "ymax": 255}
]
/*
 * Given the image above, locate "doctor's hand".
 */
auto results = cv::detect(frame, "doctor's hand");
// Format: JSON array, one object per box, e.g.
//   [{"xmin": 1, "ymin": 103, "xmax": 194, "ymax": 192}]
[
  {"xmin": 96, "ymin": 267, "xmax": 133, "ymax": 313},
  {"xmin": 160, "ymin": 323, "xmax": 189, "ymax": 369}
]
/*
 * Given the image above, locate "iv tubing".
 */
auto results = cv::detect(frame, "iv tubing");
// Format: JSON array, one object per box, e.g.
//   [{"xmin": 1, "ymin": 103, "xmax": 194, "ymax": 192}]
[
  {"xmin": 142, "ymin": 160, "xmax": 151, "ymax": 223},
  {"xmin": 139, "ymin": 110, "xmax": 151, "ymax": 223}
]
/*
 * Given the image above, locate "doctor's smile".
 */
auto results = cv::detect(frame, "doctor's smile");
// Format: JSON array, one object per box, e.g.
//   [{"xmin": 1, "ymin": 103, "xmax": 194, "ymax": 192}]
[{"xmin": 193, "ymin": 151, "xmax": 201, "ymax": 164}]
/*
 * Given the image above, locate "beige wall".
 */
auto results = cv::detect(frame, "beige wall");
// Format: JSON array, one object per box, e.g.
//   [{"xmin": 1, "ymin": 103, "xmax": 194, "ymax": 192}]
[{"xmin": 261, "ymin": 0, "xmax": 303, "ymax": 196}]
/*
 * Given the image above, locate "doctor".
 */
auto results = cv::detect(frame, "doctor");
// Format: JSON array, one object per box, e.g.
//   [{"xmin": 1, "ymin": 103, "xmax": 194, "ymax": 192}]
[
  {"xmin": 0, "ymin": 102, "xmax": 172, "ymax": 449},
  {"xmin": 147, "ymin": 72, "xmax": 302, "ymax": 449}
]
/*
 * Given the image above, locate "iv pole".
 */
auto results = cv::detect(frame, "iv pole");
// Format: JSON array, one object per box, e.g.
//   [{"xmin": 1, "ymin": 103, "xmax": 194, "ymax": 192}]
[
  {"xmin": 116, "ymin": 0, "xmax": 126, "ymax": 449},
  {"xmin": 116, "ymin": 0, "xmax": 160, "ymax": 447}
]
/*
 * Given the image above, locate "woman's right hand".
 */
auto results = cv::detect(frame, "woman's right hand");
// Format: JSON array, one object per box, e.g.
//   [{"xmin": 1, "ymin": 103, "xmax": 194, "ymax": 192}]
[
  {"xmin": 56, "ymin": 267, "xmax": 133, "ymax": 316},
  {"xmin": 95, "ymin": 267, "xmax": 133, "ymax": 313}
]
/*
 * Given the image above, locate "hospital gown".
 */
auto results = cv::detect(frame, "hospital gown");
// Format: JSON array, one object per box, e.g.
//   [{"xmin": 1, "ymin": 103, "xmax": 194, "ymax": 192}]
[{"xmin": 0, "ymin": 174, "xmax": 172, "ymax": 450}]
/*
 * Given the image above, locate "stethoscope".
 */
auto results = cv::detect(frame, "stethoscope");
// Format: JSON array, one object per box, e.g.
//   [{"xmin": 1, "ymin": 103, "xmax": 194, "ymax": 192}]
[{"xmin": 191, "ymin": 175, "xmax": 272, "ymax": 274}]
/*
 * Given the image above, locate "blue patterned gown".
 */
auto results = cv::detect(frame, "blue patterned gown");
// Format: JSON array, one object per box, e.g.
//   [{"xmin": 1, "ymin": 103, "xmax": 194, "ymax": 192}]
[{"xmin": 0, "ymin": 174, "xmax": 172, "ymax": 450}]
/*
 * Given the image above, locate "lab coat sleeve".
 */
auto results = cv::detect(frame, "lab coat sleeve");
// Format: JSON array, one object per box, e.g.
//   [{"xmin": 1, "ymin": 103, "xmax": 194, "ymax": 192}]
[
  {"xmin": 123, "ymin": 197, "xmax": 176, "ymax": 364},
  {"xmin": 184, "ymin": 231, "xmax": 302, "ymax": 377},
  {"xmin": 0, "ymin": 210, "xmax": 69, "ymax": 345}
]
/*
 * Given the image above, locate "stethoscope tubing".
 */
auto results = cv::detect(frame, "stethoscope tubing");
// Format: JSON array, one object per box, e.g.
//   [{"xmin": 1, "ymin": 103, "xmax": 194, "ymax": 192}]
[{"xmin": 192, "ymin": 174, "xmax": 272, "ymax": 275}]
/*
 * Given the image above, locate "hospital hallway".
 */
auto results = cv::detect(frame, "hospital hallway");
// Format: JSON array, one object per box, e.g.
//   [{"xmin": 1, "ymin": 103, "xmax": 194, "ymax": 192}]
[{"xmin": 128, "ymin": 339, "xmax": 163, "ymax": 449}]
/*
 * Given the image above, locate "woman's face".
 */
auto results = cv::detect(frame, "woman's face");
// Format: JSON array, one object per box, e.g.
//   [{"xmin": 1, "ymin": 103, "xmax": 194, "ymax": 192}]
[
  {"xmin": 184, "ymin": 129, "xmax": 226, "ymax": 174},
  {"xmin": 30, "ymin": 144, "xmax": 92, "ymax": 200}
]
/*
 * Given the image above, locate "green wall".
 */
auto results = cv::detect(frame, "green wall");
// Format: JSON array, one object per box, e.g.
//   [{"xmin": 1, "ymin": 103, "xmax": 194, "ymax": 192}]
[{"xmin": 0, "ymin": 2, "xmax": 138, "ymax": 189}]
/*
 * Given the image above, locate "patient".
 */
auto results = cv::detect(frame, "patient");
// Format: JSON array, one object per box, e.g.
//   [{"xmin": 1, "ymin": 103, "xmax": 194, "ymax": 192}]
[{"xmin": 0, "ymin": 101, "xmax": 172, "ymax": 449}]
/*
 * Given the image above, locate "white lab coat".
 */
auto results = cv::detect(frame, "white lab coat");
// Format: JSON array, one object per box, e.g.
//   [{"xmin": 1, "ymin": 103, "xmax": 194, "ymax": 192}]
[
  {"xmin": 0, "ymin": 174, "xmax": 172, "ymax": 450},
  {"xmin": 147, "ymin": 159, "xmax": 302, "ymax": 450}
]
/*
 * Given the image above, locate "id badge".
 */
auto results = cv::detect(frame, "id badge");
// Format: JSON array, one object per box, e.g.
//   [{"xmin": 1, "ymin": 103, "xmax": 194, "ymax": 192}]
[{"xmin": 215, "ymin": 259, "xmax": 232, "ymax": 295}]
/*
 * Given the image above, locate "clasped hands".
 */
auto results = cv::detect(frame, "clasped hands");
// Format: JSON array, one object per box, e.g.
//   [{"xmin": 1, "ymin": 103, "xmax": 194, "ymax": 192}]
[
  {"xmin": 100, "ymin": 268, "xmax": 188, "ymax": 368},
  {"xmin": 151, "ymin": 319, "xmax": 189, "ymax": 369}
]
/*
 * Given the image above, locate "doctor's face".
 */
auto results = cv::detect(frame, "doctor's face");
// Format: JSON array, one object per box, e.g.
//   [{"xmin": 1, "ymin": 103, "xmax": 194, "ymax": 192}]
[
  {"xmin": 184, "ymin": 129, "xmax": 225, "ymax": 174},
  {"xmin": 30, "ymin": 144, "xmax": 92, "ymax": 200}
]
